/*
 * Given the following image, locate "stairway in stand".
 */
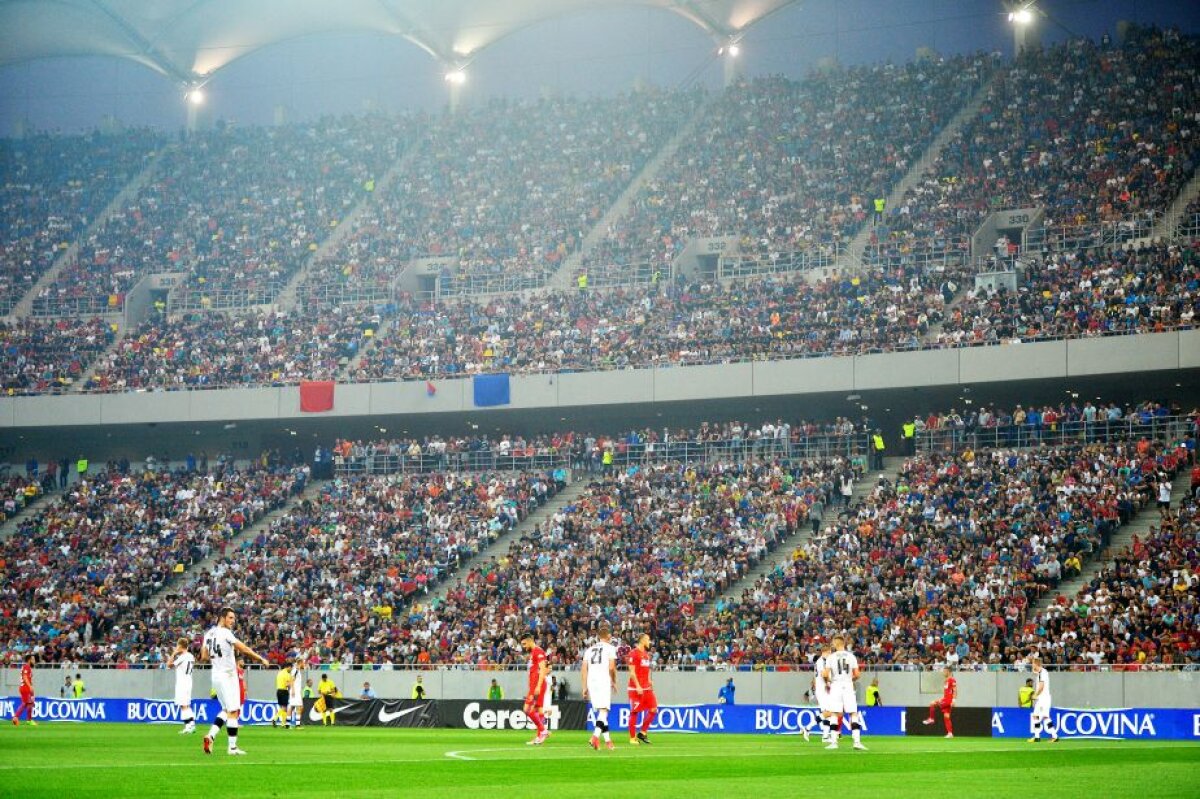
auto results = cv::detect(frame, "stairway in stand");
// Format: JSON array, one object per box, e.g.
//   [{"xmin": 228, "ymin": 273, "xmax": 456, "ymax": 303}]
[
  {"xmin": 545, "ymin": 96, "xmax": 717, "ymax": 290},
  {"xmin": 702, "ymin": 456, "xmax": 908, "ymax": 611},
  {"xmin": 136, "ymin": 478, "xmax": 331, "ymax": 612},
  {"xmin": 423, "ymin": 476, "xmax": 592, "ymax": 604},
  {"xmin": 1031, "ymin": 475, "xmax": 1194, "ymax": 614},
  {"xmin": 8, "ymin": 144, "xmax": 175, "ymax": 320},
  {"xmin": 838, "ymin": 70, "xmax": 1002, "ymax": 273}
]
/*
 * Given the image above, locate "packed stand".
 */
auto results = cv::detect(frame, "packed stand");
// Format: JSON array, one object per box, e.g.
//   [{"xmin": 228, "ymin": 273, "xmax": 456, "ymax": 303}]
[
  {"xmin": 82, "ymin": 307, "xmax": 382, "ymax": 392},
  {"xmin": 0, "ymin": 458, "xmax": 309, "ymax": 664},
  {"xmin": 303, "ymin": 90, "xmax": 699, "ymax": 304},
  {"xmin": 112, "ymin": 470, "xmax": 560, "ymax": 664},
  {"xmin": 683, "ymin": 436, "xmax": 1186, "ymax": 668},
  {"xmin": 32, "ymin": 116, "xmax": 403, "ymax": 316},
  {"xmin": 381, "ymin": 457, "xmax": 854, "ymax": 665},
  {"xmin": 579, "ymin": 56, "xmax": 988, "ymax": 285},
  {"xmin": 352, "ymin": 267, "xmax": 956, "ymax": 381},
  {"xmin": 934, "ymin": 242, "xmax": 1198, "ymax": 347},
  {"xmin": 1029, "ymin": 492, "xmax": 1199, "ymax": 668},
  {"xmin": 1, "ymin": 317, "xmax": 115, "ymax": 395},
  {"xmin": 871, "ymin": 28, "xmax": 1200, "ymax": 267},
  {"xmin": 0, "ymin": 130, "xmax": 161, "ymax": 313}
]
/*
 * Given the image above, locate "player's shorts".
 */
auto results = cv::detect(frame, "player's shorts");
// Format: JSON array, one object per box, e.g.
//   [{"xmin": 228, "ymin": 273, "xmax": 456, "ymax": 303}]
[
  {"xmin": 323, "ymin": 694, "xmax": 338, "ymax": 710},
  {"xmin": 525, "ymin": 686, "xmax": 546, "ymax": 710},
  {"xmin": 212, "ymin": 671, "xmax": 241, "ymax": 713},
  {"xmin": 1033, "ymin": 694, "xmax": 1052, "ymax": 718},
  {"xmin": 175, "ymin": 680, "xmax": 193, "ymax": 707},
  {"xmin": 288, "ymin": 693, "xmax": 303, "ymax": 709},
  {"xmin": 829, "ymin": 684, "xmax": 858, "ymax": 715},
  {"xmin": 934, "ymin": 698, "xmax": 953, "ymax": 712},
  {"xmin": 19, "ymin": 687, "xmax": 33, "ymax": 703},
  {"xmin": 815, "ymin": 686, "xmax": 831, "ymax": 713},
  {"xmin": 276, "ymin": 689, "xmax": 289, "ymax": 707},
  {"xmin": 586, "ymin": 681, "xmax": 612, "ymax": 710},
  {"xmin": 629, "ymin": 688, "xmax": 658, "ymax": 713}
]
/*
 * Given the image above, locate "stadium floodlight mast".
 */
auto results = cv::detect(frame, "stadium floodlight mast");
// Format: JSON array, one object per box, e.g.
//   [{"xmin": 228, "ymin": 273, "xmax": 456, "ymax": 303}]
[
  {"xmin": 183, "ymin": 82, "xmax": 208, "ymax": 134},
  {"xmin": 443, "ymin": 68, "xmax": 467, "ymax": 85},
  {"xmin": 1005, "ymin": 2, "xmax": 1039, "ymax": 55},
  {"xmin": 717, "ymin": 36, "xmax": 744, "ymax": 87}
]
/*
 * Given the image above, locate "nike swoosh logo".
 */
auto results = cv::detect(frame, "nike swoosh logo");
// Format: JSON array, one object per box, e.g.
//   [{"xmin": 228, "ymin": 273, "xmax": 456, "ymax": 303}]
[
  {"xmin": 378, "ymin": 704, "xmax": 428, "ymax": 723},
  {"xmin": 308, "ymin": 703, "xmax": 351, "ymax": 722}
]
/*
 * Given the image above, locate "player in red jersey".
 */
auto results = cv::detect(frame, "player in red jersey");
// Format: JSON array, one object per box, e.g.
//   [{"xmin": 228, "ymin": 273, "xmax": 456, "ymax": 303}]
[
  {"xmin": 627, "ymin": 633, "xmax": 657, "ymax": 745},
  {"xmin": 923, "ymin": 666, "xmax": 957, "ymax": 737},
  {"xmin": 12, "ymin": 655, "xmax": 37, "ymax": 726},
  {"xmin": 237, "ymin": 660, "xmax": 248, "ymax": 710},
  {"xmin": 521, "ymin": 634, "xmax": 551, "ymax": 745}
]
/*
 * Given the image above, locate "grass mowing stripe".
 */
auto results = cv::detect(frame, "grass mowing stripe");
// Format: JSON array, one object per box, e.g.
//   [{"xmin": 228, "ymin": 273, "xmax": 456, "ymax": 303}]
[{"xmin": 2, "ymin": 725, "xmax": 1196, "ymax": 799}]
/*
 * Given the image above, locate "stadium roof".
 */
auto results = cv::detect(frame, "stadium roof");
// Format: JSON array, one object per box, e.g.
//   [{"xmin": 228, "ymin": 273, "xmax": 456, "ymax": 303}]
[{"xmin": 0, "ymin": 0, "xmax": 797, "ymax": 84}]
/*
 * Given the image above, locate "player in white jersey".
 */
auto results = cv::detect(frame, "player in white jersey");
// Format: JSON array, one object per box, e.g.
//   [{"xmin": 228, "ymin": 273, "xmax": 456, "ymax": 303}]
[
  {"xmin": 199, "ymin": 607, "xmax": 270, "ymax": 755},
  {"xmin": 821, "ymin": 635, "xmax": 866, "ymax": 751},
  {"xmin": 1027, "ymin": 657, "xmax": 1058, "ymax": 743},
  {"xmin": 581, "ymin": 622, "xmax": 619, "ymax": 751},
  {"xmin": 806, "ymin": 643, "xmax": 835, "ymax": 743},
  {"xmin": 166, "ymin": 637, "xmax": 196, "ymax": 734},
  {"xmin": 287, "ymin": 660, "xmax": 304, "ymax": 729}
]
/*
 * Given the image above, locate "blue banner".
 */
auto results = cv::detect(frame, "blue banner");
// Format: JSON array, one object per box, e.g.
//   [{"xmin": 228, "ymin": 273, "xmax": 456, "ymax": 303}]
[
  {"xmin": 598, "ymin": 704, "xmax": 906, "ymax": 736},
  {"xmin": 1, "ymin": 696, "xmax": 280, "ymax": 725},
  {"xmin": 472, "ymin": 374, "xmax": 510, "ymax": 407},
  {"xmin": 5, "ymin": 697, "xmax": 1197, "ymax": 739},
  {"xmin": 989, "ymin": 707, "xmax": 1199, "ymax": 741}
]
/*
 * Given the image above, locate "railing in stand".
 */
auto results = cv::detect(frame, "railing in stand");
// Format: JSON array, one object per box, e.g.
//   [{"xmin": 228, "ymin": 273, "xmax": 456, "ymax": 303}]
[
  {"xmin": 916, "ymin": 414, "xmax": 1192, "ymax": 454},
  {"xmin": 718, "ymin": 247, "xmax": 839, "ymax": 279},
  {"xmin": 333, "ymin": 433, "xmax": 870, "ymax": 478}
]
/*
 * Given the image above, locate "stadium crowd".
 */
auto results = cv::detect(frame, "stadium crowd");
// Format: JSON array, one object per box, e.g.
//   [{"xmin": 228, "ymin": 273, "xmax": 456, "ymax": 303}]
[
  {"xmin": 407, "ymin": 457, "xmax": 852, "ymax": 666},
  {"xmin": 1029, "ymin": 494, "xmax": 1199, "ymax": 668},
  {"xmin": 107, "ymin": 470, "xmax": 562, "ymax": 665},
  {"xmin": 30, "ymin": 116, "xmax": 400, "ymax": 316},
  {"xmin": 935, "ymin": 243, "xmax": 1198, "ymax": 346},
  {"xmin": 82, "ymin": 307, "xmax": 380, "ymax": 392},
  {"xmin": 690, "ymin": 435, "xmax": 1189, "ymax": 669},
  {"xmin": 0, "ymin": 460, "xmax": 309, "ymax": 665},
  {"xmin": 870, "ymin": 27, "xmax": 1200, "ymax": 267},
  {"xmin": 578, "ymin": 56, "xmax": 989, "ymax": 285},
  {"xmin": 350, "ymin": 266, "xmax": 955, "ymax": 381},
  {"xmin": 1, "ymin": 317, "xmax": 116, "ymax": 395},
  {"xmin": 301, "ymin": 90, "xmax": 699, "ymax": 303},
  {"xmin": 0, "ymin": 130, "xmax": 161, "ymax": 313}
]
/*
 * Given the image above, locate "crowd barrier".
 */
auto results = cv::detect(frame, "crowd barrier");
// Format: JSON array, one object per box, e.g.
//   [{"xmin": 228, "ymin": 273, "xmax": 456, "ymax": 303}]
[{"xmin": 4, "ymin": 697, "xmax": 1197, "ymax": 740}]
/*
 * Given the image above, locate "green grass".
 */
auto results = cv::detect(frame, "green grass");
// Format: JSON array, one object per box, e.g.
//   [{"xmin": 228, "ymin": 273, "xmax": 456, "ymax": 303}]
[{"xmin": 0, "ymin": 724, "xmax": 1197, "ymax": 799}]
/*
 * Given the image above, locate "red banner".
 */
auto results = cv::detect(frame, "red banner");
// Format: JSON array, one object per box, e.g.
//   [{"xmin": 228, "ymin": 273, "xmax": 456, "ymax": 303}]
[{"xmin": 299, "ymin": 380, "xmax": 335, "ymax": 413}]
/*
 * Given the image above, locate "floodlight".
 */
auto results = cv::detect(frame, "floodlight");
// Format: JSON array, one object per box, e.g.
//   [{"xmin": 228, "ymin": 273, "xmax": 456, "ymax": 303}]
[
  {"xmin": 1008, "ymin": 7, "xmax": 1033, "ymax": 25},
  {"xmin": 186, "ymin": 88, "xmax": 205, "ymax": 105},
  {"xmin": 444, "ymin": 69, "xmax": 467, "ymax": 85},
  {"xmin": 728, "ymin": 44, "xmax": 740, "ymax": 58}
]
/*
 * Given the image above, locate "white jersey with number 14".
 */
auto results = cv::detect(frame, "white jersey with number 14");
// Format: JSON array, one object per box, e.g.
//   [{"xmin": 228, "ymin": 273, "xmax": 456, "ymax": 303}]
[{"xmin": 202, "ymin": 626, "xmax": 241, "ymax": 674}]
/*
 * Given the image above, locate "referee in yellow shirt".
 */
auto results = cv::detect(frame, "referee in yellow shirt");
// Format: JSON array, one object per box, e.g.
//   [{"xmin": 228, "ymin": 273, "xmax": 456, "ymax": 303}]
[
  {"xmin": 274, "ymin": 665, "xmax": 293, "ymax": 727},
  {"xmin": 318, "ymin": 674, "xmax": 338, "ymax": 725}
]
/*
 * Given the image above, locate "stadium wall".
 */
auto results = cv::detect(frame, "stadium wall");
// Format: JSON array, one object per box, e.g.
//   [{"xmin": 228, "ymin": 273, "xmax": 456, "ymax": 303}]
[
  {"xmin": 7, "ymin": 668, "xmax": 1200, "ymax": 709},
  {"xmin": 1, "ymin": 330, "xmax": 1196, "ymax": 428}
]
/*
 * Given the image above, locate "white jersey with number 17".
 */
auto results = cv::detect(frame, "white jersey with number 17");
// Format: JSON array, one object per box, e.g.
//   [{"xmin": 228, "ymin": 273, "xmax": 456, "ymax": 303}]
[{"xmin": 203, "ymin": 625, "xmax": 241, "ymax": 674}]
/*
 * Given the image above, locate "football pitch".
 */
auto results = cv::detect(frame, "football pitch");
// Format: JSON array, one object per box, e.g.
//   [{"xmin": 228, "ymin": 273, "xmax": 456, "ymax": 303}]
[{"xmin": 1, "ymin": 725, "xmax": 1197, "ymax": 799}]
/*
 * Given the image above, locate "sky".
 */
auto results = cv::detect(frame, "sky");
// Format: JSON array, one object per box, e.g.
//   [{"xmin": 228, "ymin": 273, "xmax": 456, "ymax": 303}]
[{"xmin": 0, "ymin": 0, "xmax": 1198, "ymax": 134}]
